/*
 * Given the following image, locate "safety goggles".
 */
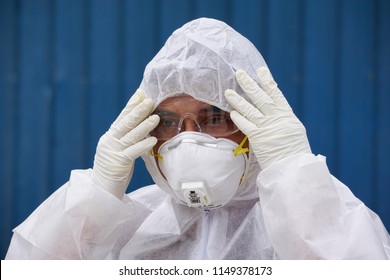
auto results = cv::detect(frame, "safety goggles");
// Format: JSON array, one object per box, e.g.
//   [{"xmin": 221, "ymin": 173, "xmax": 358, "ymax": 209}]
[{"xmin": 150, "ymin": 105, "xmax": 239, "ymax": 141}]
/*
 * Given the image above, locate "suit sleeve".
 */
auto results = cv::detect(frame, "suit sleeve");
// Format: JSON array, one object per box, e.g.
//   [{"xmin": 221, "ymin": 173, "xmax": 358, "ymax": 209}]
[{"xmin": 257, "ymin": 153, "xmax": 390, "ymax": 259}]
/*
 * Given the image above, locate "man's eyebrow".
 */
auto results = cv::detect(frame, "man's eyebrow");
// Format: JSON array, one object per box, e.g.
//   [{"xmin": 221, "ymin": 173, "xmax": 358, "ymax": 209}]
[
  {"xmin": 198, "ymin": 106, "xmax": 222, "ymax": 114},
  {"xmin": 153, "ymin": 106, "xmax": 222, "ymax": 115},
  {"xmin": 153, "ymin": 109, "xmax": 178, "ymax": 116}
]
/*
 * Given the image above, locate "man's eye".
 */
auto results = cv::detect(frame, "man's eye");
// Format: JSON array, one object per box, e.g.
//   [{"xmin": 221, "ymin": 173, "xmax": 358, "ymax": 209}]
[
  {"xmin": 205, "ymin": 114, "xmax": 225, "ymax": 126},
  {"xmin": 161, "ymin": 118, "xmax": 178, "ymax": 128}
]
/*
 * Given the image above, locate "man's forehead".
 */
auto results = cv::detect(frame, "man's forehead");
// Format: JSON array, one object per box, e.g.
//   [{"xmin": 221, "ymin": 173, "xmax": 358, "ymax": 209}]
[{"xmin": 154, "ymin": 95, "xmax": 215, "ymax": 113}]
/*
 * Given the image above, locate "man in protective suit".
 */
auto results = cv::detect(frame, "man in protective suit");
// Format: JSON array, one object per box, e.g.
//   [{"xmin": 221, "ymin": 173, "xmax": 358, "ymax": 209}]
[{"xmin": 6, "ymin": 18, "xmax": 390, "ymax": 259}]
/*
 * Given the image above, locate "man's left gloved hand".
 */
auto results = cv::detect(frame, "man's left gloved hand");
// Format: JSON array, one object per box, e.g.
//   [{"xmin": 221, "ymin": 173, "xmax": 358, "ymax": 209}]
[{"xmin": 225, "ymin": 67, "xmax": 311, "ymax": 169}]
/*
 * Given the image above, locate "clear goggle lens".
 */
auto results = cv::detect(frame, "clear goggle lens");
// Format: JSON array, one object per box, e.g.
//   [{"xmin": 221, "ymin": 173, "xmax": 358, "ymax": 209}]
[{"xmin": 150, "ymin": 106, "xmax": 239, "ymax": 140}]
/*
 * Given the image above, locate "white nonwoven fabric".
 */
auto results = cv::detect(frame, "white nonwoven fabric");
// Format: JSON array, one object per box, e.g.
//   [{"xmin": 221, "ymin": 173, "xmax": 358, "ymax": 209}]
[{"xmin": 6, "ymin": 155, "xmax": 390, "ymax": 259}]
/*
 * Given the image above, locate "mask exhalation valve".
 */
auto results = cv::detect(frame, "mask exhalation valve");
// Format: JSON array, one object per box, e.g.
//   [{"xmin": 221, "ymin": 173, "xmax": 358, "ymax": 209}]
[{"xmin": 181, "ymin": 182, "xmax": 212, "ymax": 208}]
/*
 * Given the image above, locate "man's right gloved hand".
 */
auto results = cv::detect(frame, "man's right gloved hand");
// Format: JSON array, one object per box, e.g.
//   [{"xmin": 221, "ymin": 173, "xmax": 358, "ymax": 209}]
[{"xmin": 92, "ymin": 89, "xmax": 159, "ymax": 199}]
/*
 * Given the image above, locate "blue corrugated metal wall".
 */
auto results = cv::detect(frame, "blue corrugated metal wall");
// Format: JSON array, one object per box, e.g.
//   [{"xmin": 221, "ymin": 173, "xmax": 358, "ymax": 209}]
[{"xmin": 1, "ymin": 0, "xmax": 389, "ymax": 259}]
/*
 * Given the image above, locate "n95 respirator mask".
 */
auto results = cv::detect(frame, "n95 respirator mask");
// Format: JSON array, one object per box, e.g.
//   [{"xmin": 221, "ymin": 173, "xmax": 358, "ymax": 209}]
[{"xmin": 154, "ymin": 132, "xmax": 248, "ymax": 209}]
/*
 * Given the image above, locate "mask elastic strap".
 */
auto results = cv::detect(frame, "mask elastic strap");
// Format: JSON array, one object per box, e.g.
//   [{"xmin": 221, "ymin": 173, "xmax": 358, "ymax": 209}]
[
  {"xmin": 150, "ymin": 150, "xmax": 163, "ymax": 160},
  {"xmin": 233, "ymin": 136, "xmax": 249, "ymax": 155}
]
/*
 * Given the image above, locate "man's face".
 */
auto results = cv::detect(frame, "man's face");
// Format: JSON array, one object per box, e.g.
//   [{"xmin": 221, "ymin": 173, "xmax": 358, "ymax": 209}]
[{"xmin": 150, "ymin": 95, "xmax": 248, "ymax": 154}]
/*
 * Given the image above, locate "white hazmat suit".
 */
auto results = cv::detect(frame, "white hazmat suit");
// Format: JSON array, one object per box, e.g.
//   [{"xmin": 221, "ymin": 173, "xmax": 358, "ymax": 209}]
[{"xmin": 6, "ymin": 18, "xmax": 390, "ymax": 259}]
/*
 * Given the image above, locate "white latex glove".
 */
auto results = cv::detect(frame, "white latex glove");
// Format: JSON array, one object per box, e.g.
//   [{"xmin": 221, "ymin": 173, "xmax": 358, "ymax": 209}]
[
  {"xmin": 225, "ymin": 67, "xmax": 311, "ymax": 169},
  {"xmin": 92, "ymin": 89, "xmax": 159, "ymax": 199}
]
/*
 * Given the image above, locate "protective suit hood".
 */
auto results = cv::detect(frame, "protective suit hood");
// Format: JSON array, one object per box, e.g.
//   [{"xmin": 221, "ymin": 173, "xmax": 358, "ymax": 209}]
[
  {"xmin": 140, "ymin": 17, "xmax": 266, "ymax": 203},
  {"xmin": 140, "ymin": 17, "xmax": 268, "ymax": 111}
]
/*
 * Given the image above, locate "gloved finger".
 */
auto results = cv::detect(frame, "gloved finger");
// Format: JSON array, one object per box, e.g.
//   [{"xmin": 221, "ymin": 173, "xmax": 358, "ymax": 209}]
[
  {"xmin": 225, "ymin": 89, "xmax": 264, "ymax": 127},
  {"xmin": 120, "ymin": 114, "xmax": 160, "ymax": 146},
  {"xmin": 257, "ymin": 67, "xmax": 292, "ymax": 112},
  {"xmin": 122, "ymin": 137, "xmax": 158, "ymax": 161},
  {"xmin": 110, "ymin": 98, "xmax": 155, "ymax": 139},
  {"xmin": 235, "ymin": 70, "xmax": 278, "ymax": 115},
  {"xmin": 112, "ymin": 89, "xmax": 145, "ymax": 128},
  {"xmin": 230, "ymin": 110, "xmax": 262, "ymax": 138}
]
